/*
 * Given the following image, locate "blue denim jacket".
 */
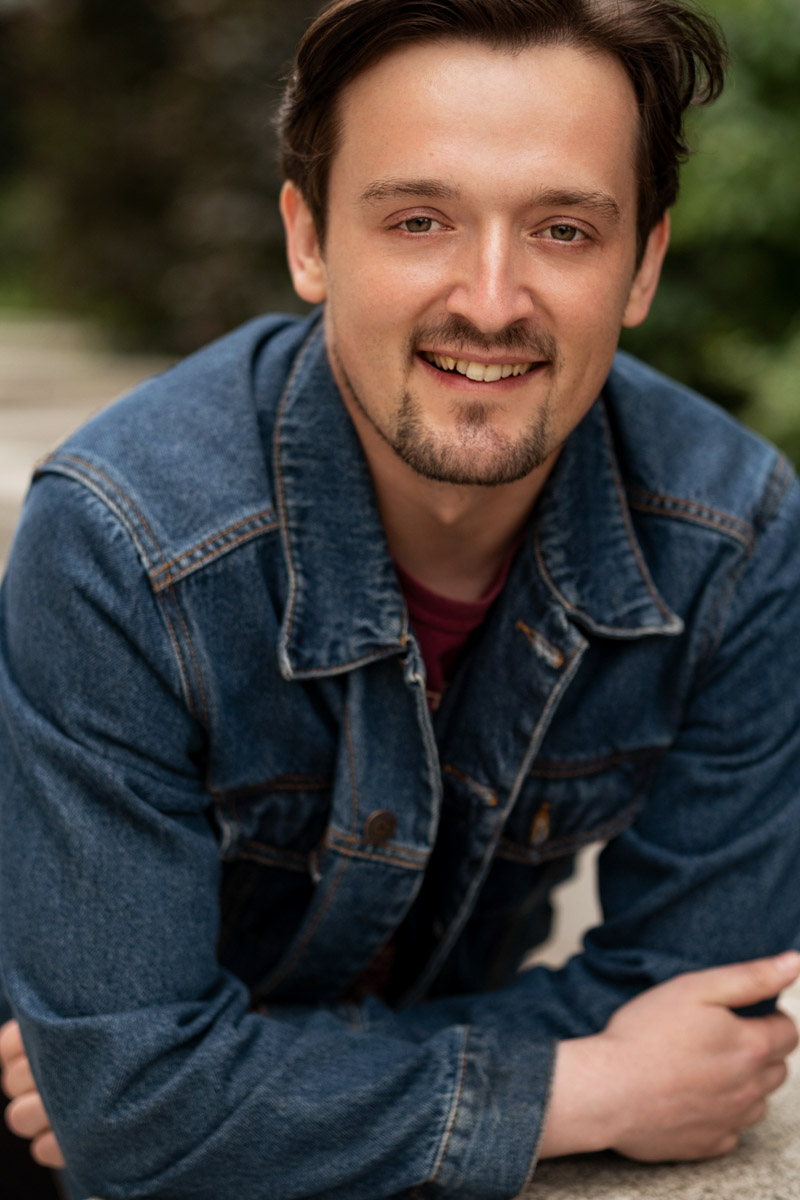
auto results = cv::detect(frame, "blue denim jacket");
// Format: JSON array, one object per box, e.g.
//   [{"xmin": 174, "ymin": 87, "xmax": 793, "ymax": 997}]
[{"xmin": 2, "ymin": 310, "xmax": 800, "ymax": 1200}]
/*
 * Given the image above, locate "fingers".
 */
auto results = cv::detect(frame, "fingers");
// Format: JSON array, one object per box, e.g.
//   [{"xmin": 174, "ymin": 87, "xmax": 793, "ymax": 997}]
[
  {"xmin": 31, "ymin": 1130, "xmax": 66, "ymax": 1170},
  {"xmin": 756, "ymin": 1010, "xmax": 800, "ymax": 1063},
  {"xmin": 2, "ymin": 1051, "xmax": 35, "ymax": 1098},
  {"xmin": 5, "ymin": 1091, "xmax": 51, "ymax": 1140},
  {"xmin": 0, "ymin": 1020, "xmax": 24, "ymax": 1064},
  {"xmin": 686, "ymin": 952, "xmax": 800, "ymax": 1009}
]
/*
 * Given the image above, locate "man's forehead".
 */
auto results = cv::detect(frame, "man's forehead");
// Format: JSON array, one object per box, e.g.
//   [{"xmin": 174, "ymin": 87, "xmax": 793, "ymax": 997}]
[{"xmin": 328, "ymin": 39, "xmax": 640, "ymax": 214}]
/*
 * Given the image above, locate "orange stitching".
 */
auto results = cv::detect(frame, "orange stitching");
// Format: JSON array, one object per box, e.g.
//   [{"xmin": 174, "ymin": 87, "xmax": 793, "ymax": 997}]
[
  {"xmin": 151, "ymin": 521, "xmax": 280, "ymax": 591},
  {"xmin": 515, "ymin": 620, "xmax": 564, "ymax": 668},
  {"xmin": 329, "ymin": 829, "xmax": 428, "ymax": 860},
  {"xmin": 211, "ymin": 774, "xmax": 333, "ymax": 801},
  {"xmin": 628, "ymin": 499, "xmax": 753, "ymax": 551},
  {"xmin": 442, "ymin": 763, "xmax": 498, "ymax": 807},
  {"xmin": 327, "ymin": 843, "xmax": 427, "ymax": 871},
  {"xmin": 429, "ymin": 1026, "xmax": 472, "ymax": 1186},
  {"xmin": 151, "ymin": 509, "xmax": 278, "ymax": 577},
  {"xmin": 54, "ymin": 453, "xmax": 161, "ymax": 558},
  {"xmin": 495, "ymin": 800, "xmax": 640, "ymax": 861},
  {"xmin": 627, "ymin": 486, "xmax": 753, "ymax": 535}
]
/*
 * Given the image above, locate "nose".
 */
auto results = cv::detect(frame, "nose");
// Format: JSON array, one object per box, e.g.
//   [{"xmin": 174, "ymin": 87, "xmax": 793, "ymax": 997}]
[{"xmin": 445, "ymin": 226, "xmax": 535, "ymax": 334}]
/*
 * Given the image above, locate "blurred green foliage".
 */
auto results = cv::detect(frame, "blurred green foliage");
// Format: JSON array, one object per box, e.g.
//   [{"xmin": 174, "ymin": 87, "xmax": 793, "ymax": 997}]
[
  {"xmin": 620, "ymin": 0, "xmax": 800, "ymax": 461},
  {"xmin": 0, "ymin": 0, "xmax": 798, "ymax": 458}
]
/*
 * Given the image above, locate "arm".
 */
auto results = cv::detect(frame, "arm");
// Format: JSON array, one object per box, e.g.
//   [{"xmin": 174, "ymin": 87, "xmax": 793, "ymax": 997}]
[
  {"xmin": 0, "ymin": 473, "xmax": 548, "ymax": 1200},
  {"xmin": 5, "ymin": 953, "xmax": 799, "ymax": 1171}
]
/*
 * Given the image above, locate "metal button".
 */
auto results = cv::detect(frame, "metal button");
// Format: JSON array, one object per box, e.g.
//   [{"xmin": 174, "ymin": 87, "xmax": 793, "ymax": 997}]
[{"xmin": 364, "ymin": 809, "xmax": 398, "ymax": 845}]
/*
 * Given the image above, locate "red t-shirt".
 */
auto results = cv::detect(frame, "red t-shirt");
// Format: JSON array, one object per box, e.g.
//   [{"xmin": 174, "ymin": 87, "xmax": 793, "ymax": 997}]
[{"xmin": 394, "ymin": 548, "xmax": 517, "ymax": 710}]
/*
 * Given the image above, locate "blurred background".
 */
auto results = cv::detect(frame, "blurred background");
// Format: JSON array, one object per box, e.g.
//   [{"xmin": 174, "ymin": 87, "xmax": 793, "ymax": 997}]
[
  {"xmin": 0, "ymin": 0, "xmax": 798, "ymax": 520},
  {"xmin": 0, "ymin": 0, "xmax": 797, "ymax": 395}
]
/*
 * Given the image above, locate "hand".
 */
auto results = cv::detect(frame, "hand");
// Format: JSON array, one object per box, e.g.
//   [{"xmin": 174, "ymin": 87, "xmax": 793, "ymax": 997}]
[
  {"xmin": 0, "ymin": 1020, "xmax": 65, "ymax": 1169},
  {"xmin": 540, "ymin": 951, "xmax": 800, "ymax": 1163}
]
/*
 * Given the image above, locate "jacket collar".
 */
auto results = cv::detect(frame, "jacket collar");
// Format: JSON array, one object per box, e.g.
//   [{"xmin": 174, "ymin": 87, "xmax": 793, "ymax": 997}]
[
  {"xmin": 274, "ymin": 315, "xmax": 409, "ymax": 681},
  {"xmin": 274, "ymin": 319, "xmax": 681, "ymax": 680},
  {"xmin": 533, "ymin": 395, "xmax": 683, "ymax": 638}
]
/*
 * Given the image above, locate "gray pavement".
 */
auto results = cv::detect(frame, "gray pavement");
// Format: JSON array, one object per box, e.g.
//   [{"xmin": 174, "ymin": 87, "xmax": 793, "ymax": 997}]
[
  {"xmin": 0, "ymin": 315, "xmax": 170, "ymax": 571},
  {"xmin": 1, "ymin": 315, "xmax": 797, "ymax": 1199}
]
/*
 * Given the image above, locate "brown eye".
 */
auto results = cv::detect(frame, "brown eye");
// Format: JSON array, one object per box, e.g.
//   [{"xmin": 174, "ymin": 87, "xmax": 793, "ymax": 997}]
[
  {"xmin": 402, "ymin": 217, "xmax": 435, "ymax": 233},
  {"xmin": 550, "ymin": 224, "xmax": 579, "ymax": 241}
]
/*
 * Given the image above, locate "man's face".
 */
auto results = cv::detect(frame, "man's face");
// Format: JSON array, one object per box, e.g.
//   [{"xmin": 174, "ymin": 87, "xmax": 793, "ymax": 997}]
[{"xmin": 283, "ymin": 39, "xmax": 668, "ymax": 487}]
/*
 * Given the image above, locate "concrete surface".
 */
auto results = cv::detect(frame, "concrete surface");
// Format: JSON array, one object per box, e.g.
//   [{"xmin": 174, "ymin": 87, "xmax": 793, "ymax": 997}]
[
  {"xmin": 2, "ymin": 316, "xmax": 798, "ymax": 1199},
  {"xmin": 0, "ymin": 316, "xmax": 170, "ymax": 571}
]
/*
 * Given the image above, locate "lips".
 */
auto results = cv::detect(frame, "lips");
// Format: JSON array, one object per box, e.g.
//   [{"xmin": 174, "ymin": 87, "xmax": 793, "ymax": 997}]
[{"xmin": 420, "ymin": 350, "xmax": 537, "ymax": 381}]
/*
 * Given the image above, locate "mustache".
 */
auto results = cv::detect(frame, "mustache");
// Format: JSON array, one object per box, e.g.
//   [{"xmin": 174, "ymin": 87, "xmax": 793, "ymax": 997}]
[{"xmin": 410, "ymin": 316, "xmax": 559, "ymax": 362}]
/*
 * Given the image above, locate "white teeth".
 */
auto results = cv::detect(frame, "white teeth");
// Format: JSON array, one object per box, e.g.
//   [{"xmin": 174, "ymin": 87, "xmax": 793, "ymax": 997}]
[{"xmin": 427, "ymin": 352, "xmax": 535, "ymax": 380}]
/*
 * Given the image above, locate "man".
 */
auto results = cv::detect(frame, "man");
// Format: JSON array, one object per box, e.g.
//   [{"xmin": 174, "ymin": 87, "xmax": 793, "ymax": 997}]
[{"xmin": 2, "ymin": 0, "xmax": 800, "ymax": 1197}]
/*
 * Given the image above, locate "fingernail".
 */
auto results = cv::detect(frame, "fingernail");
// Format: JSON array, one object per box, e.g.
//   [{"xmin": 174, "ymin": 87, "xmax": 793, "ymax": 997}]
[{"xmin": 775, "ymin": 950, "xmax": 800, "ymax": 978}]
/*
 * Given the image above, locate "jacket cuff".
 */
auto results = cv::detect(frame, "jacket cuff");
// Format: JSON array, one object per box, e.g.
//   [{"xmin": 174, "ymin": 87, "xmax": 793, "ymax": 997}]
[{"xmin": 423, "ymin": 1025, "xmax": 556, "ymax": 1199}]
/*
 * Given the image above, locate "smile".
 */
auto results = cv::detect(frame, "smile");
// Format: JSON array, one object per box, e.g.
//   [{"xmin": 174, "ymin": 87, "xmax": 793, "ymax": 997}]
[{"xmin": 420, "ymin": 351, "xmax": 537, "ymax": 382}]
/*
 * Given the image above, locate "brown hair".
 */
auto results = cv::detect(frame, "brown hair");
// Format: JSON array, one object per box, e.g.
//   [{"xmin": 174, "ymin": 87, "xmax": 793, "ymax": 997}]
[{"xmin": 277, "ymin": 0, "xmax": 728, "ymax": 262}]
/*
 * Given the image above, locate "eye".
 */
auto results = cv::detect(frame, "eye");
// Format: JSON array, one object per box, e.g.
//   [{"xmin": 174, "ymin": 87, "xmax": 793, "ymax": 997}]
[
  {"xmin": 396, "ymin": 216, "xmax": 442, "ymax": 234},
  {"xmin": 543, "ymin": 224, "xmax": 586, "ymax": 243}
]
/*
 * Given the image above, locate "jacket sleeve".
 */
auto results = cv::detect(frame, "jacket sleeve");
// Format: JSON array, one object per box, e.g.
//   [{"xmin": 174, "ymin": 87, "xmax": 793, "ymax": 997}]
[{"xmin": 0, "ymin": 472, "xmax": 552, "ymax": 1200}]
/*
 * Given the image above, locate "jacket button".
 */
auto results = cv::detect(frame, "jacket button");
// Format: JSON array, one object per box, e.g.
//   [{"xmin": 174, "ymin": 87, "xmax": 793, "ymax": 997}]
[{"xmin": 364, "ymin": 810, "xmax": 398, "ymax": 845}]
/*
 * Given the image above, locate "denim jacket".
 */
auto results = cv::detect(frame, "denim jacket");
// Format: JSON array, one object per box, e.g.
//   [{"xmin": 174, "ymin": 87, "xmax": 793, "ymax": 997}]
[{"xmin": 2, "ymin": 310, "xmax": 800, "ymax": 1200}]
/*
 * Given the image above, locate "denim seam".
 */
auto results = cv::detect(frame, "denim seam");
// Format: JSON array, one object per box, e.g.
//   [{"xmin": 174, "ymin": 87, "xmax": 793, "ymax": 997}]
[
  {"xmin": 39, "ymin": 461, "xmax": 202, "ymax": 724},
  {"xmin": 599, "ymin": 403, "xmax": 676, "ymax": 624},
  {"xmin": 330, "ymin": 830, "xmax": 428, "ymax": 862},
  {"xmin": 273, "ymin": 322, "xmax": 324, "ymax": 667},
  {"xmin": 496, "ymin": 799, "xmax": 640, "ymax": 863},
  {"xmin": 411, "ymin": 1025, "xmax": 471, "ymax": 1198},
  {"xmin": 39, "ymin": 453, "xmax": 162, "ymax": 564},
  {"xmin": 529, "ymin": 746, "xmax": 662, "ymax": 778},
  {"xmin": 150, "ymin": 518, "xmax": 280, "ymax": 592},
  {"xmin": 628, "ymin": 497, "xmax": 753, "ymax": 551},
  {"xmin": 166, "ymin": 584, "xmax": 209, "ymax": 728},
  {"xmin": 442, "ymin": 763, "xmax": 498, "ymax": 807},
  {"xmin": 34, "ymin": 460, "xmax": 155, "ymax": 572},
  {"xmin": 754, "ymin": 452, "xmax": 794, "ymax": 534},
  {"xmin": 211, "ymin": 774, "xmax": 333, "ymax": 802},
  {"xmin": 150, "ymin": 509, "xmax": 278, "ymax": 578},
  {"xmin": 221, "ymin": 841, "xmax": 309, "ymax": 873},
  {"xmin": 627, "ymin": 486, "xmax": 754, "ymax": 537},
  {"xmin": 326, "ymin": 844, "xmax": 427, "ymax": 871},
  {"xmin": 692, "ymin": 463, "xmax": 792, "ymax": 666},
  {"xmin": 521, "ymin": 1037, "xmax": 559, "ymax": 1190},
  {"xmin": 154, "ymin": 592, "xmax": 198, "ymax": 723}
]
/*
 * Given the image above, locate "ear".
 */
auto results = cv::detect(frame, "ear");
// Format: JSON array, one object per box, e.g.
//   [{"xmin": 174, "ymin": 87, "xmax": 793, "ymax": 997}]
[
  {"xmin": 279, "ymin": 181, "xmax": 328, "ymax": 304},
  {"xmin": 621, "ymin": 214, "xmax": 670, "ymax": 329}
]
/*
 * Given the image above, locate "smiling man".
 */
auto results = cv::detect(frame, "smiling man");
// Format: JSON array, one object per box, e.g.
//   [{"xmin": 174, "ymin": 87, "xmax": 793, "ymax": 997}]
[{"xmin": 2, "ymin": 2, "xmax": 800, "ymax": 1199}]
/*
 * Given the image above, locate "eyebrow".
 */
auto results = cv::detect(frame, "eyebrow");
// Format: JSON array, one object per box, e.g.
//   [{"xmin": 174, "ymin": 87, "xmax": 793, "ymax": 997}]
[
  {"xmin": 359, "ymin": 178, "xmax": 460, "ymax": 205},
  {"xmin": 358, "ymin": 178, "xmax": 622, "ymax": 224}
]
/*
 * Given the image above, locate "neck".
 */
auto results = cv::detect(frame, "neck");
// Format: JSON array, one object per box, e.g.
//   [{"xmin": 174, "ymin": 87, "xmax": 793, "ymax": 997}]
[{"xmin": 341, "ymin": 389, "xmax": 559, "ymax": 603}]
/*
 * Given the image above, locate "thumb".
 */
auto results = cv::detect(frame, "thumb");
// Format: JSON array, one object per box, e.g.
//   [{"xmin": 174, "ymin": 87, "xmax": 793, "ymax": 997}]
[{"xmin": 689, "ymin": 951, "xmax": 800, "ymax": 1009}]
